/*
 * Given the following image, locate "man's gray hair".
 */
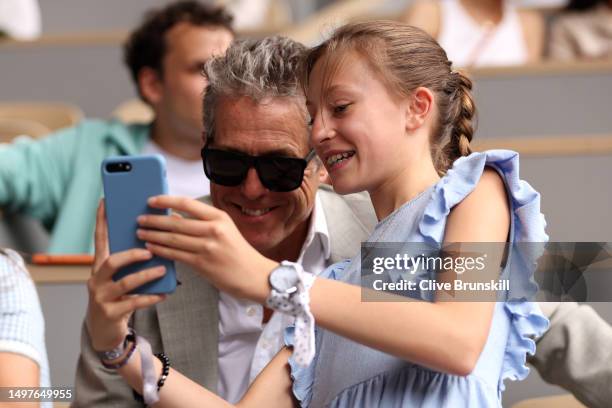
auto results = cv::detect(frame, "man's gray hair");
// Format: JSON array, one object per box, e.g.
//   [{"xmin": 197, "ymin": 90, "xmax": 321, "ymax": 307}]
[{"xmin": 202, "ymin": 36, "xmax": 307, "ymax": 143}]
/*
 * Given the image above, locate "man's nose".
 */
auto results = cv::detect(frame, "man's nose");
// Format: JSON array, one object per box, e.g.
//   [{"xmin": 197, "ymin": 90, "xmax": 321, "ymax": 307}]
[{"xmin": 240, "ymin": 167, "xmax": 267, "ymax": 199}]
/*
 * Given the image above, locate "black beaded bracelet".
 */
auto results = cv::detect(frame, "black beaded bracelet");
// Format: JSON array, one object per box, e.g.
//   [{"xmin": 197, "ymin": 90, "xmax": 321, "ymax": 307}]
[{"xmin": 133, "ymin": 352, "xmax": 171, "ymax": 405}]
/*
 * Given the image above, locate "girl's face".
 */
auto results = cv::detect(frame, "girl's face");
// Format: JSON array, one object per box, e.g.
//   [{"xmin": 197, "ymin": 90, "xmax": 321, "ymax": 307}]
[{"xmin": 306, "ymin": 51, "xmax": 413, "ymax": 194}]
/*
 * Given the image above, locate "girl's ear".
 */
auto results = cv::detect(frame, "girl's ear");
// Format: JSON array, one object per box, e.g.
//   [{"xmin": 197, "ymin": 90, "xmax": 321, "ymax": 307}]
[{"xmin": 405, "ymin": 87, "xmax": 434, "ymax": 131}]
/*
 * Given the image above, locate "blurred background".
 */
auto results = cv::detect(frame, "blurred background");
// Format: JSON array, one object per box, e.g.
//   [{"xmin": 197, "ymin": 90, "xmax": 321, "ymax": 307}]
[{"xmin": 1, "ymin": 0, "xmax": 611, "ymax": 406}]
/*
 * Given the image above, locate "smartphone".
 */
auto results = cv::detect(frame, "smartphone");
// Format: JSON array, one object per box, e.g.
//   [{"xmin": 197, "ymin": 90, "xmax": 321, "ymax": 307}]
[{"xmin": 101, "ymin": 154, "xmax": 177, "ymax": 294}]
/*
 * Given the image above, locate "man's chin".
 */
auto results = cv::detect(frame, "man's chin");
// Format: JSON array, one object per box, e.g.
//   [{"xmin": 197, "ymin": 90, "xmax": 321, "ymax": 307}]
[{"xmin": 247, "ymin": 235, "xmax": 281, "ymax": 254}]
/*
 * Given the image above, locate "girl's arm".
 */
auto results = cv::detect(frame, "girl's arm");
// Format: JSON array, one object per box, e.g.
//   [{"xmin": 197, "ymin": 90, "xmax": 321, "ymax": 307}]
[
  {"xmin": 142, "ymin": 169, "xmax": 509, "ymax": 376},
  {"xmin": 115, "ymin": 344, "xmax": 295, "ymax": 408},
  {"xmin": 311, "ymin": 169, "xmax": 507, "ymax": 375}
]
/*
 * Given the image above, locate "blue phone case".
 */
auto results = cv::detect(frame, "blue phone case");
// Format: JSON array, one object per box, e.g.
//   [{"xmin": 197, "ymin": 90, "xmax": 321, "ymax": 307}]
[{"xmin": 101, "ymin": 154, "xmax": 177, "ymax": 294}]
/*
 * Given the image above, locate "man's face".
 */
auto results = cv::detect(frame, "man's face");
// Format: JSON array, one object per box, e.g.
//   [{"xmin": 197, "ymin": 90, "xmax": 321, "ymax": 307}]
[
  {"xmin": 210, "ymin": 96, "xmax": 322, "ymax": 258},
  {"xmin": 156, "ymin": 23, "xmax": 233, "ymax": 142}
]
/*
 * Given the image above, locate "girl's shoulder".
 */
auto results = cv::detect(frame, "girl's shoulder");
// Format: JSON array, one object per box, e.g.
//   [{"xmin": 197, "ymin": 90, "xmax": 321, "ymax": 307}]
[
  {"xmin": 419, "ymin": 150, "xmax": 548, "ymax": 244},
  {"xmin": 444, "ymin": 166, "xmax": 510, "ymax": 243}
]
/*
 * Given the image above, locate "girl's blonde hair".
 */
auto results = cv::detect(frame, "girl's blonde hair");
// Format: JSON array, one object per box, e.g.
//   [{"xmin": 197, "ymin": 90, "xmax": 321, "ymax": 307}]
[{"xmin": 301, "ymin": 20, "xmax": 476, "ymax": 174}]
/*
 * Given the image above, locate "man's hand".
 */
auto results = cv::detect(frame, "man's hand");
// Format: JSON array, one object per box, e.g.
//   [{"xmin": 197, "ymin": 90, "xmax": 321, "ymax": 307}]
[{"xmin": 86, "ymin": 201, "xmax": 167, "ymax": 352}]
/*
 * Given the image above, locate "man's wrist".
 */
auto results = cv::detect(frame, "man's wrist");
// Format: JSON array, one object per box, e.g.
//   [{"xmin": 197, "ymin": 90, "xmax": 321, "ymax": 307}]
[
  {"xmin": 87, "ymin": 314, "xmax": 130, "ymax": 353},
  {"xmin": 103, "ymin": 338, "xmax": 135, "ymax": 366},
  {"xmin": 96, "ymin": 328, "xmax": 135, "ymax": 362}
]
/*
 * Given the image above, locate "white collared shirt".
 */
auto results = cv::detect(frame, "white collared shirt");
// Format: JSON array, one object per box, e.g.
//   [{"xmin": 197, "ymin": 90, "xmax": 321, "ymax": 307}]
[
  {"xmin": 142, "ymin": 141, "xmax": 210, "ymax": 198},
  {"xmin": 217, "ymin": 194, "xmax": 330, "ymax": 403}
]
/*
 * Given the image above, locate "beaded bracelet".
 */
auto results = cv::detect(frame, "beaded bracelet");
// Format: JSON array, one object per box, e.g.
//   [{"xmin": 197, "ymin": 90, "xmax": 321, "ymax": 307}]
[{"xmin": 133, "ymin": 352, "xmax": 171, "ymax": 405}]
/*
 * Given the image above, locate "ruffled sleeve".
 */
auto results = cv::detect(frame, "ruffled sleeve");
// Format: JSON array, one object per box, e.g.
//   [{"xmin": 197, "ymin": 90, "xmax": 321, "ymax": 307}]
[
  {"xmin": 284, "ymin": 325, "xmax": 315, "ymax": 407},
  {"xmin": 418, "ymin": 149, "xmax": 547, "ymax": 245},
  {"xmin": 417, "ymin": 149, "xmax": 550, "ymax": 391},
  {"xmin": 500, "ymin": 301, "xmax": 549, "ymax": 391}
]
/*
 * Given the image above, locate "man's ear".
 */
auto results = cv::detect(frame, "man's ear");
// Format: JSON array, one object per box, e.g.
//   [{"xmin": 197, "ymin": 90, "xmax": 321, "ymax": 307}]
[
  {"xmin": 405, "ymin": 87, "xmax": 434, "ymax": 131},
  {"xmin": 138, "ymin": 67, "xmax": 163, "ymax": 106}
]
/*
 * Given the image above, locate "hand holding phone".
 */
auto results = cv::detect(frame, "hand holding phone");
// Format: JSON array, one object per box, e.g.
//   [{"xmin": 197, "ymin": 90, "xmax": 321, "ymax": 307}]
[{"xmin": 101, "ymin": 154, "xmax": 177, "ymax": 294}]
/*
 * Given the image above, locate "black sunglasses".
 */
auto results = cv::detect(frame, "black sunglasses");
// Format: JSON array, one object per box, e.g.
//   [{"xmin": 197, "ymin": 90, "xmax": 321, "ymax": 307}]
[{"xmin": 201, "ymin": 146, "xmax": 317, "ymax": 192}]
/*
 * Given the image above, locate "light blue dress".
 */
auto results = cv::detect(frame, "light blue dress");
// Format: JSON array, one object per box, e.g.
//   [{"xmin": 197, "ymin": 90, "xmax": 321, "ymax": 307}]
[{"xmin": 285, "ymin": 150, "xmax": 549, "ymax": 407}]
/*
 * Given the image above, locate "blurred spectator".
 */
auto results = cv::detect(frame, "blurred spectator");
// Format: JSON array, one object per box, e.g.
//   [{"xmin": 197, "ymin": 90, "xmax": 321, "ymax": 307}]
[
  {"xmin": 218, "ymin": 0, "xmax": 332, "ymax": 32},
  {"xmin": 0, "ymin": 248, "xmax": 50, "ymax": 407},
  {"xmin": 221, "ymin": 0, "xmax": 291, "ymax": 31},
  {"xmin": 0, "ymin": 0, "xmax": 41, "ymax": 40},
  {"xmin": 402, "ymin": 0, "xmax": 544, "ymax": 67},
  {"xmin": 223, "ymin": 0, "xmax": 274, "ymax": 30},
  {"xmin": 549, "ymin": 0, "xmax": 612, "ymax": 61},
  {"xmin": 0, "ymin": 1, "xmax": 233, "ymax": 254}
]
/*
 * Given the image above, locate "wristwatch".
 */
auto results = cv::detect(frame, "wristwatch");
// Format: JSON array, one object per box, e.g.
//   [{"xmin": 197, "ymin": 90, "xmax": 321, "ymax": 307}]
[
  {"xmin": 97, "ymin": 328, "xmax": 135, "ymax": 362},
  {"xmin": 266, "ymin": 261, "xmax": 302, "ymax": 313},
  {"xmin": 267, "ymin": 261, "xmax": 317, "ymax": 367}
]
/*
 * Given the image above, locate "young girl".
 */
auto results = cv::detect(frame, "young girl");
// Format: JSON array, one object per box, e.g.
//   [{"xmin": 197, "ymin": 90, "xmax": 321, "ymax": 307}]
[{"xmin": 86, "ymin": 21, "xmax": 548, "ymax": 407}]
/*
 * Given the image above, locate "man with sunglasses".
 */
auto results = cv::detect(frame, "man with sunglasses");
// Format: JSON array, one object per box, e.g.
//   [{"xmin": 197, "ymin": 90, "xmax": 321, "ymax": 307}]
[
  {"xmin": 75, "ymin": 36, "xmax": 377, "ymax": 405},
  {"xmin": 76, "ymin": 34, "xmax": 612, "ymax": 408}
]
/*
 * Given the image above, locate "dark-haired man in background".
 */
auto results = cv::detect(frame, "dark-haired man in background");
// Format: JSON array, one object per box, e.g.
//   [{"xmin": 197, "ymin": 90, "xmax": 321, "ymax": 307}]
[{"xmin": 0, "ymin": 1, "xmax": 233, "ymax": 253}]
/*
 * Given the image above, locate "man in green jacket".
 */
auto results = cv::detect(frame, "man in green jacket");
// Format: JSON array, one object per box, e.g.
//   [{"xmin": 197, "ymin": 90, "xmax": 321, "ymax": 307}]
[{"xmin": 0, "ymin": 1, "xmax": 233, "ymax": 253}]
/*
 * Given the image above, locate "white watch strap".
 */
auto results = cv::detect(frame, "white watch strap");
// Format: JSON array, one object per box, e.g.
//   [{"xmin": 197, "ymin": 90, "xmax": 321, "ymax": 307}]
[
  {"xmin": 138, "ymin": 336, "xmax": 159, "ymax": 405},
  {"xmin": 293, "ymin": 272, "xmax": 316, "ymax": 367},
  {"xmin": 266, "ymin": 261, "xmax": 317, "ymax": 367}
]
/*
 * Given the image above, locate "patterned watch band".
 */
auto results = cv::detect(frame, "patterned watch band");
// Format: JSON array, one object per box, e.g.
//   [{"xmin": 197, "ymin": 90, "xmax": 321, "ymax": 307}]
[{"xmin": 265, "ymin": 261, "xmax": 317, "ymax": 367}]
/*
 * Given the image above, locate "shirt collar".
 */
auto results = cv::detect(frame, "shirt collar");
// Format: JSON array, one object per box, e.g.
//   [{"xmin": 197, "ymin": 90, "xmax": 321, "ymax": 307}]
[{"xmin": 297, "ymin": 192, "xmax": 331, "ymax": 263}]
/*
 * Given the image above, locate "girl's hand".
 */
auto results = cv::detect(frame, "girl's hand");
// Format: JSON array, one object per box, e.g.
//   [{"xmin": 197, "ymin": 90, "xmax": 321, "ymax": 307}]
[
  {"xmin": 86, "ymin": 201, "xmax": 167, "ymax": 352},
  {"xmin": 137, "ymin": 196, "xmax": 277, "ymax": 302}
]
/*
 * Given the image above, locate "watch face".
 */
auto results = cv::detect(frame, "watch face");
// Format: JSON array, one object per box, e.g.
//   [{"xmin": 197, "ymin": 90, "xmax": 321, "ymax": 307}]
[{"xmin": 270, "ymin": 265, "xmax": 299, "ymax": 294}]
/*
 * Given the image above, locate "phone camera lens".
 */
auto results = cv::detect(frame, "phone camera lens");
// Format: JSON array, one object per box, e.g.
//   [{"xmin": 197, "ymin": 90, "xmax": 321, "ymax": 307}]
[{"xmin": 106, "ymin": 162, "xmax": 132, "ymax": 173}]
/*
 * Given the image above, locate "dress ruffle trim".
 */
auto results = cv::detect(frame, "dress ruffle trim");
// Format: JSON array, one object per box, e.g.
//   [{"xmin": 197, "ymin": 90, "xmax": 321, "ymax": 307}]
[
  {"xmin": 418, "ymin": 149, "xmax": 548, "ymax": 245},
  {"xmin": 417, "ymin": 149, "xmax": 550, "ymax": 392},
  {"xmin": 500, "ymin": 301, "xmax": 549, "ymax": 391},
  {"xmin": 285, "ymin": 326, "xmax": 314, "ymax": 406}
]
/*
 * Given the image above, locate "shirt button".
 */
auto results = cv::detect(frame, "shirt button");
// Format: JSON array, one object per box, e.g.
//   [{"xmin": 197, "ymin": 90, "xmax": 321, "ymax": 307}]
[{"xmin": 246, "ymin": 306, "xmax": 257, "ymax": 317}]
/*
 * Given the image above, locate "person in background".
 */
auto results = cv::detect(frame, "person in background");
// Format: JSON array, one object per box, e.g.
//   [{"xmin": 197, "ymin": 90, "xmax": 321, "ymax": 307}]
[
  {"xmin": 0, "ymin": 0, "xmax": 41, "ymax": 40},
  {"xmin": 0, "ymin": 248, "xmax": 50, "ymax": 408},
  {"xmin": 0, "ymin": 1, "xmax": 233, "ymax": 254},
  {"xmin": 549, "ymin": 0, "xmax": 612, "ymax": 61},
  {"xmin": 402, "ymin": 0, "xmax": 544, "ymax": 67}
]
